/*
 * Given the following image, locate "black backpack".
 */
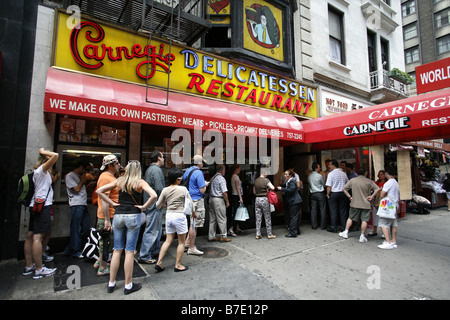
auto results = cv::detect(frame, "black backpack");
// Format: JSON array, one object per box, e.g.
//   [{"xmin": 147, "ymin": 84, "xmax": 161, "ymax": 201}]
[
  {"xmin": 183, "ymin": 168, "xmax": 199, "ymax": 188},
  {"xmin": 17, "ymin": 172, "xmax": 35, "ymax": 206}
]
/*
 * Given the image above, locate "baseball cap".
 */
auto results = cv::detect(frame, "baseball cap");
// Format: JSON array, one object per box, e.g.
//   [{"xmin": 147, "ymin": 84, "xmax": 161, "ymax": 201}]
[
  {"xmin": 193, "ymin": 154, "xmax": 204, "ymax": 164},
  {"xmin": 100, "ymin": 155, "xmax": 118, "ymax": 170}
]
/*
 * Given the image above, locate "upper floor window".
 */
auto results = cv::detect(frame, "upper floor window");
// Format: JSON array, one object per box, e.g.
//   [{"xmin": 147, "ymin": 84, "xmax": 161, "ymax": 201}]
[
  {"xmin": 403, "ymin": 22, "xmax": 418, "ymax": 41},
  {"xmin": 435, "ymin": 8, "xmax": 450, "ymax": 29},
  {"xmin": 437, "ymin": 35, "xmax": 450, "ymax": 54},
  {"xmin": 402, "ymin": 0, "xmax": 416, "ymax": 17},
  {"xmin": 405, "ymin": 46, "xmax": 420, "ymax": 64},
  {"xmin": 329, "ymin": 7, "xmax": 345, "ymax": 65}
]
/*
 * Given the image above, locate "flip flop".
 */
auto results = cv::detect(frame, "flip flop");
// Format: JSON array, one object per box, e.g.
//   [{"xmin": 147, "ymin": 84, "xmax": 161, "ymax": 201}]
[
  {"xmin": 174, "ymin": 266, "xmax": 189, "ymax": 272},
  {"xmin": 154, "ymin": 265, "xmax": 165, "ymax": 273}
]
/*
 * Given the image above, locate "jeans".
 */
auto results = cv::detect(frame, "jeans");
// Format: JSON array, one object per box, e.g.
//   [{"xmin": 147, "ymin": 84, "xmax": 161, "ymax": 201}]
[
  {"xmin": 139, "ymin": 207, "xmax": 163, "ymax": 260},
  {"xmin": 64, "ymin": 205, "xmax": 91, "ymax": 257},
  {"xmin": 328, "ymin": 192, "xmax": 348, "ymax": 230},
  {"xmin": 310, "ymin": 192, "xmax": 327, "ymax": 229},
  {"xmin": 113, "ymin": 214, "xmax": 141, "ymax": 252}
]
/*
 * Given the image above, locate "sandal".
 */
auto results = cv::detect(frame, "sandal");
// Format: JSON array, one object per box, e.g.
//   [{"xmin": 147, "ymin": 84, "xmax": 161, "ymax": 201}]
[
  {"xmin": 154, "ymin": 265, "xmax": 165, "ymax": 273},
  {"xmin": 174, "ymin": 266, "xmax": 189, "ymax": 272},
  {"xmin": 228, "ymin": 230, "xmax": 238, "ymax": 237}
]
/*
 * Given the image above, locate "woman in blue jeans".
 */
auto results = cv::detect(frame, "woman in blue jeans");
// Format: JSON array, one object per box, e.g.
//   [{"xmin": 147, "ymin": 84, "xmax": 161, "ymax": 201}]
[{"xmin": 97, "ymin": 160, "xmax": 157, "ymax": 295}]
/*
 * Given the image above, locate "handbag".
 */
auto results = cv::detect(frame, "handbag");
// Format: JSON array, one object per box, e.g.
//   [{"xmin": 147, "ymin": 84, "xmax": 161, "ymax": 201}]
[
  {"xmin": 265, "ymin": 179, "xmax": 278, "ymax": 205},
  {"xmin": 235, "ymin": 204, "xmax": 249, "ymax": 221},
  {"xmin": 376, "ymin": 196, "xmax": 397, "ymax": 219},
  {"xmin": 183, "ymin": 187, "xmax": 193, "ymax": 216},
  {"xmin": 31, "ymin": 187, "xmax": 51, "ymax": 214}
]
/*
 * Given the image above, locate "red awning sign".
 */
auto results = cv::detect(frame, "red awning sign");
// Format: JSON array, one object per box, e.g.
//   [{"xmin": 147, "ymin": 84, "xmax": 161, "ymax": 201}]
[
  {"xmin": 44, "ymin": 68, "xmax": 304, "ymax": 143},
  {"xmin": 302, "ymin": 89, "xmax": 450, "ymax": 149}
]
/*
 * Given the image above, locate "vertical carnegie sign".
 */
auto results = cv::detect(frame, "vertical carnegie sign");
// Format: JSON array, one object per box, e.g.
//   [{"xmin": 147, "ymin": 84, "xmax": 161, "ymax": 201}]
[{"xmin": 54, "ymin": 12, "xmax": 317, "ymax": 118}]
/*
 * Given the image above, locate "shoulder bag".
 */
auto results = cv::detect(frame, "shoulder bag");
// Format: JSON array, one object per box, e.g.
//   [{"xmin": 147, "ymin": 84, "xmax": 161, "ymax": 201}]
[
  {"xmin": 183, "ymin": 186, "xmax": 193, "ymax": 216},
  {"xmin": 265, "ymin": 179, "xmax": 278, "ymax": 205},
  {"xmin": 31, "ymin": 187, "xmax": 51, "ymax": 214}
]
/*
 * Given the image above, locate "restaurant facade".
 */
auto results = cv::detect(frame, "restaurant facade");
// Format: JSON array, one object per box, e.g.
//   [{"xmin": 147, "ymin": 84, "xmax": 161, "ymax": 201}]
[
  {"xmin": 15, "ymin": 2, "xmax": 317, "ymax": 253},
  {"xmin": 2, "ymin": 1, "xmax": 449, "ymax": 260}
]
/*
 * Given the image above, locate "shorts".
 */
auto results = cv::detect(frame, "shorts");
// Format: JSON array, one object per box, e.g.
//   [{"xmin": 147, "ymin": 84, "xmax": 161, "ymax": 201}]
[
  {"xmin": 166, "ymin": 212, "xmax": 188, "ymax": 235},
  {"xmin": 192, "ymin": 198, "xmax": 205, "ymax": 228},
  {"xmin": 378, "ymin": 217, "xmax": 398, "ymax": 228},
  {"xmin": 112, "ymin": 214, "xmax": 141, "ymax": 252},
  {"xmin": 29, "ymin": 206, "xmax": 52, "ymax": 234},
  {"xmin": 349, "ymin": 207, "xmax": 371, "ymax": 222},
  {"xmin": 97, "ymin": 218, "xmax": 113, "ymax": 257}
]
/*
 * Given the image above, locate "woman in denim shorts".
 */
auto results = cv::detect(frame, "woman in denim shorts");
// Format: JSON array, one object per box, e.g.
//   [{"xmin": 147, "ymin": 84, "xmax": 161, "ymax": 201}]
[{"xmin": 97, "ymin": 160, "xmax": 157, "ymax": 295}]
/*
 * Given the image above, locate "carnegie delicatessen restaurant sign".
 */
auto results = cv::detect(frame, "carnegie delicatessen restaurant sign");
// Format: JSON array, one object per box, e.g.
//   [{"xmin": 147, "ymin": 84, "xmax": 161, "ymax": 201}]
[{"xmin": 52, "ymin": 12, "xmax": 317, "ymax": 118}]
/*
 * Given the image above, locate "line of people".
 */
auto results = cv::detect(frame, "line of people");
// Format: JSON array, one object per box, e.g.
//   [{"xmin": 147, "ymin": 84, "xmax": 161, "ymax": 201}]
[
  {"xmin": 309, "ymin": 159, "xmax": 400, "ymax": 250},
  {"xmin": 23, "ymin": 148, "xmax": 401, "ymax": 294}
]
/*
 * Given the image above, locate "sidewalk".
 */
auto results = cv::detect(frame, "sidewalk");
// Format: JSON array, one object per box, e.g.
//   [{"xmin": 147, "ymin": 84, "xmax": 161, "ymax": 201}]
[{"xmin": 1, "ymin": 207, "xmax": 450, "ymax": 301}]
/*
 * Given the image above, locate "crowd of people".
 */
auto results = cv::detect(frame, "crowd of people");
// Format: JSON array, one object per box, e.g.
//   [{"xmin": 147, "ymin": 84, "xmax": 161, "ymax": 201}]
[{"xmin": 22, "ymin": 148, "xmax": 403, "ymax": 294}]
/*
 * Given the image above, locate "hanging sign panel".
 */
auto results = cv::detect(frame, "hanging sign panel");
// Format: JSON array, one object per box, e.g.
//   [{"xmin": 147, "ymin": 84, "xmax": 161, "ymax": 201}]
[{"xmin": 415, "ymin": 57, "xmax": 450, "ymax": 94}]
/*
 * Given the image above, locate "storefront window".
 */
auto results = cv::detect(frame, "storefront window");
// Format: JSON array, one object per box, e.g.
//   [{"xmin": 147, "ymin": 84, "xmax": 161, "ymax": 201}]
[
  {"xmin": 54, "ymin": 115, "xmax": 128, "ymax": 202},
  {"xmin": 57, "ymin": 115, "xmax": 127, "ymax": 146},
  {"xmin": 140, "ymin": 123, "xmax": 276, "ymax": 186}
]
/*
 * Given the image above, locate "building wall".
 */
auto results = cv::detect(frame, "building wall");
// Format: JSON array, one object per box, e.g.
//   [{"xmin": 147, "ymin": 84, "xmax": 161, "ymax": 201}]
[
  {"xmin": 309, "ymin": 0, "xmax": 405, "ymax": 98},
  {"xmin": 403, "ymin": 0, "xmax": 450, "ymax": 76},
  {"xmin": 0, "ymin": 0, "xmax": 40, "ymax": 260}
]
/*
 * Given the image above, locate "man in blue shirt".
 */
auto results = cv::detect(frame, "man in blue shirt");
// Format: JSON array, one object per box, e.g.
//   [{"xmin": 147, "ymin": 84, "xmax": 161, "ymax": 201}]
[{"xmin": 183, "ymin": 155, "xmax": 208, "ymax": 255}]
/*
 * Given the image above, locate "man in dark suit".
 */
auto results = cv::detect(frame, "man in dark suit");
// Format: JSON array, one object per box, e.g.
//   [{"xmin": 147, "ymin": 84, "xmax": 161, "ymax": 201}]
[{"xmin": 277, "ymin": 170, "xmax": 303, "ymax": 237}]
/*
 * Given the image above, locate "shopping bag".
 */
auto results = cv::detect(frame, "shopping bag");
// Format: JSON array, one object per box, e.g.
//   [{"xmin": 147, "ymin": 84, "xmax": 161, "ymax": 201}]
[
  {"xmin": 235, "ymin": 204, "xmax": 249, "ymax": 221},
  {"xmin": 376, "ymin": 196, "xmax": 397, "ymax": 219},
  {"xmin": 183, "ymin": 186, "xmax": 193, "ymax": 216}
]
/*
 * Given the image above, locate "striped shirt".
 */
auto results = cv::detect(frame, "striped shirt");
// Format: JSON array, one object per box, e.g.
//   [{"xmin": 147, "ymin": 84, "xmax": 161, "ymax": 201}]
[
  {"xmin": 210, "ymin": 174, "xmax": 227, "ymax": 197},
  {"xmin": 326, "ymin": 168, "xmax": 348, "ymax": 192}
]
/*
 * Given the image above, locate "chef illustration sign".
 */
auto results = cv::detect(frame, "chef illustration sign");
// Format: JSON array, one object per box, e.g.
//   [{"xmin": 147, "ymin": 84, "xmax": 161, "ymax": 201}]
[{"xmin": 244, "ymin": 0, "xmax": 283, "ymax": 61}]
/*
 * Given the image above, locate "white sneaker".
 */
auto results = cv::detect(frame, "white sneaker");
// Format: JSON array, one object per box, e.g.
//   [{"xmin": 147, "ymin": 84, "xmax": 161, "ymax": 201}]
[
  {"xmin": 43, "ymin": 253, "xmax": 54, "ymax": 263},
  {"xmin": 339, "ymin": 231, "xmax": 348, "ymax": 239},
  {"xmin": 359, "ymin": 234, "xmax": 368, "ymax": 243},
  {"xmin": 23, "ymin": 263, "xmax": 36, "ymax": 276},
  {"xmin": 187, "ymin": 247, "xmax": 204, "ymax": 256},
  {"xmin": 391, "ymin": 242, "xmax": 398, "ymax": 249},
  {"xmin": 33, "ymin": 266, "xmax": 57, "ymax": 279},
  {"xmin": 378, "ymin": 242, "xmax": 394, "ymax": 250}
]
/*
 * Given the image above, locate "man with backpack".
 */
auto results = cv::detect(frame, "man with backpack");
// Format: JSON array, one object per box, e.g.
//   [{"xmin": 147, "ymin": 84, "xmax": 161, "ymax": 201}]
[
  {"xmin": 183, "ymin": 155, "xmax": 208, "ymax": 256},
  {"xmin": 23, "ymin": 148, "xmax": 59, "ymax": 279}
]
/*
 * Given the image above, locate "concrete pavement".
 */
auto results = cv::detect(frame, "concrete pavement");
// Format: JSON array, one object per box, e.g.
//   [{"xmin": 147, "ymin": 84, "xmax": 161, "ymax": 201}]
[{"xmin": 1, "ymin": 207, "xmax": 450, "ymax": 302}]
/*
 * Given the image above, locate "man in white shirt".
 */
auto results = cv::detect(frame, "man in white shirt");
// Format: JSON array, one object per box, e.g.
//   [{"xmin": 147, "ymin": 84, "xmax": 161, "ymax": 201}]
[
  {"xmin": 325, "ymin": 159, "xmax": 349, "ymax": 232},
  {"xmin": 208, "ymin": 164, "xmax": 231, "ymax": 242},
  {"xmin": 64, "ymin": 159, "xmax": 92, "ymax": 258},
  {"xmin": 308, "ymin": 162, "xmax": 326, "ymax": 230},
  {"xmin": 377, "ymin": 168, "xmax": 400, "ymax": 250}
]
